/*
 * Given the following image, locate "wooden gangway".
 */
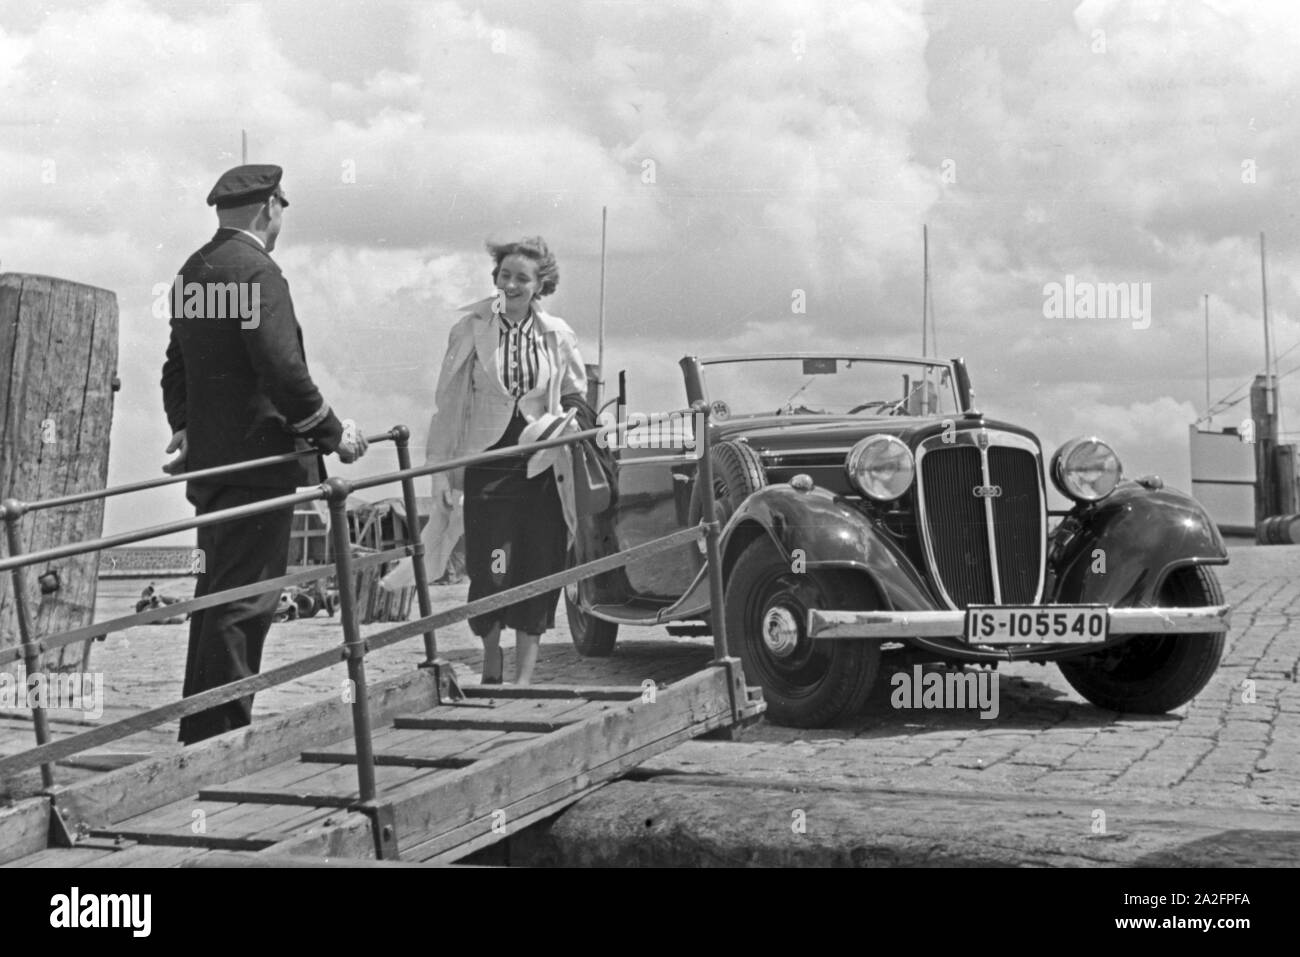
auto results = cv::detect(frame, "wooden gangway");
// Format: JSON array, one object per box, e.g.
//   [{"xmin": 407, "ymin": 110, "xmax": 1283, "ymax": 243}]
[
  {"xmin": 2, "ymin": 665, "xmax": 759, "ymax": 867},
  {"xmin": 1, "ymin": 409, "xmax": 761, "ymax": 866}
]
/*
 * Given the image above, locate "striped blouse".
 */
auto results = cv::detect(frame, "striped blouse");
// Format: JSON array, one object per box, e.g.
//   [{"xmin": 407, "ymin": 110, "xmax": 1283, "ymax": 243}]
[{"xmin": 493, "ymin": 296, "xmax": 541, "ymax": 403}]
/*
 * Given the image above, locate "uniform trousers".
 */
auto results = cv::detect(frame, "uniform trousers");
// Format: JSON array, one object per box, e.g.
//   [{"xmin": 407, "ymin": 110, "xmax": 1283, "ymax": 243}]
[{"xmin": 178, "ymin": 482, "xmax": 294, "ymax": 745}]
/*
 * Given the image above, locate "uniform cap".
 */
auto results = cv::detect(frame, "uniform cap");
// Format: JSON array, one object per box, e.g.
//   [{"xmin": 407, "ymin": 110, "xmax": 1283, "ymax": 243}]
[{"xmin": 206, "ymin": 164, "xmax": 288, "ymax": 208}]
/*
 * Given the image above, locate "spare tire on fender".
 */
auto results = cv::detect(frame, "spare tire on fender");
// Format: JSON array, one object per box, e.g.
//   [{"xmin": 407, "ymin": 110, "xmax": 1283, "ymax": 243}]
[{"xmin": 687, "ymin": 440, "xmax": 766, "ymax": 535}]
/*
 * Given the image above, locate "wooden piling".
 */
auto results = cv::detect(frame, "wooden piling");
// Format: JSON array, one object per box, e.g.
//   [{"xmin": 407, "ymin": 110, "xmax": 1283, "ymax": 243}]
[{"xmin": 0, "ymin": 273, "xmax": 118, "ymax": 672}]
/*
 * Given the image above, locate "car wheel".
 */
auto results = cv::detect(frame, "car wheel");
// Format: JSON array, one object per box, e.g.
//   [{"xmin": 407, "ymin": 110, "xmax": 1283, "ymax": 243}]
[
  {"xmin": 688, "ymin": 440, "xmax": 765, "ymax": 531},
  {"xmin": 725, "ymin": 536, "xmax": 880, "ymax": 727},
  {"xmin": 1057, "ymin": 566, "xmax": 1226, "ymax": 713},
  {"xmin": 294, "ymin": 593, "xmax": 317, "ymax": 618},
  {"xmin": 565, "ymin": 582, "xmax": 619, "ymax": 656}
]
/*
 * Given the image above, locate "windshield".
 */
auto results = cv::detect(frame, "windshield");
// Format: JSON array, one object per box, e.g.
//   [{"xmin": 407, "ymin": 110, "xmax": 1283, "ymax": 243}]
[{"xmin": 700, "ymin": 356, "xmax": 959, "ymax": 419}]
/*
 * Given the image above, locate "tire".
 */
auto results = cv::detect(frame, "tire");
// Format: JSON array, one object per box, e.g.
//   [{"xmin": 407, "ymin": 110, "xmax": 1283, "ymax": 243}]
[
  {"xmin": 725, "ymin": 536, "xmax": 880, "ymax": 727},
  {"xmin": 688, "ymin": 440, "xmax": 766, "ymax": 532},
  {"xmin": 1057, "ymin": 566, "xmax": 1226, "ymax": 713},
  {"xmin": 565, "ymin": 582, "xmax": 619, "ymax": 656}
]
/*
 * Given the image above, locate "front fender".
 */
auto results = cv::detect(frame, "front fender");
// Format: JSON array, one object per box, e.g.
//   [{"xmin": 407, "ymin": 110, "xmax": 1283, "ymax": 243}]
[
  {"xmin": 1049, "ymin": 482, "xmax": 1228, "ymax": 606},
  {"xmin": 722, "ymin": 485, "xmax": 938, "ymax": 611}
]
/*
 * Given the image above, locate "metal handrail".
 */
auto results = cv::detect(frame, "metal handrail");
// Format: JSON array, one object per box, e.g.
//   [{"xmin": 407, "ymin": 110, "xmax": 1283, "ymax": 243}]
[
  {"xmin": 16, "ymin": 431, "xmax": 390, "ymax": 515},
  {"xmin": 342, "ymin": 407, "xmax": 702, "ymax": 495},
  {"xmin": 0, "ymin": 404, "xmax": 731, "ymax": 814},
  {"xmin": 0, "ymin": 411, "xmax": 688, "ymax": 573},
  {"xmin": 0, "ymin": 548, "xmax": 410, "ymax": 669},
  {"xmin": 0, "ymin": 429, "xmax": 396, "ymax": 570},
  {"xmin": 0, "ymin": 487, "xmax": 327, "ymax": 572},
  {"xmin": 0, "ymin": 528, "xmax": 703, "ymax": 777},
  {"xmin": 0, "ymin": 431, "xmax": 396, "ymax": 789}
]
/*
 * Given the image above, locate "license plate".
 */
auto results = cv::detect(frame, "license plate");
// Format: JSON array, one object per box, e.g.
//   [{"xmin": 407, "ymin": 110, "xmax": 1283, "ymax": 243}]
[{"xmin": 966, "ymin": 605, "xmax": 1108, "ymax": 644}]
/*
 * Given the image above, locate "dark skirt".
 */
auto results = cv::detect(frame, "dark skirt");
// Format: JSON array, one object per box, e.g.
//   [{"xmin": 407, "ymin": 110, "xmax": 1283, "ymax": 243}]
[{"xmin": 463, "ymin": 410, "xmax": 568, "ymax": 636}]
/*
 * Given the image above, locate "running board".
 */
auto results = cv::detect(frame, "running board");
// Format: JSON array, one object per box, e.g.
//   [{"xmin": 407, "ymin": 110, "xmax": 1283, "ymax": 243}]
[
  {"xmin": 588, "ymin": 602, "xmax": 673, "ymax": 625},
  {"xmin": 587, "ymin": 573, "xmax": 711, "ymax": 626}
]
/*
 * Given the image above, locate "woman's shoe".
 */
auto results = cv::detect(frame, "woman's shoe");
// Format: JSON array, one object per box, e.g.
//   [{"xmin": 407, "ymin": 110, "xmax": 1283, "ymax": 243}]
[{"xmin": 481, "ymin": 647, "xmax": 504, "ymax": 685}]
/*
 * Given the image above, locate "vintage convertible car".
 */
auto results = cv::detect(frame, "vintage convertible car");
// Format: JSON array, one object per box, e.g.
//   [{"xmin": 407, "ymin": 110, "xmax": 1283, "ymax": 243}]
[{"xmin": 566, "ymin": 354, "xmax": 1231, "ymax": 727}]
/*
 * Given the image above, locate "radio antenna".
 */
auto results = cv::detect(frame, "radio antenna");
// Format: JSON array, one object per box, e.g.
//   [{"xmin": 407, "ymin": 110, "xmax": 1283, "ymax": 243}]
[{"xmin": 598, "ymin": 206, "xmax": 608, "ymax": 396}]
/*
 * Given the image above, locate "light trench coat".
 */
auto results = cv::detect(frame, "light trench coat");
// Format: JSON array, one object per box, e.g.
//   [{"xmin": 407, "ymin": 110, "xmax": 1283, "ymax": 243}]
[{"xmin": 381, "ymin": 297, "xmax": 587, "ymax": 590}]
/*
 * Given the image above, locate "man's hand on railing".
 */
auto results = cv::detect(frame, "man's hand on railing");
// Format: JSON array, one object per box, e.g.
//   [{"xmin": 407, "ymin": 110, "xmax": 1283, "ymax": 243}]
[
  {"xmin": 335, "ymin": 419, "xmax": 369, "ymax": 464},
  {"xmin": 162, "ymin": 429, "xmax": 188, "ymax": 475}
]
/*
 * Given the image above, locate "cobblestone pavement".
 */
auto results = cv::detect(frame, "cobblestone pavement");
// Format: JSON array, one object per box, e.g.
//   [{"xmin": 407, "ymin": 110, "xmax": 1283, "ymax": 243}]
[
  {"xmin": 3, "ymin": 542, "xmax": 1297, "ymax": 818},
  {"xmin": 650, "ymin": 542, "xmax": 1300, "ymax": 816}
]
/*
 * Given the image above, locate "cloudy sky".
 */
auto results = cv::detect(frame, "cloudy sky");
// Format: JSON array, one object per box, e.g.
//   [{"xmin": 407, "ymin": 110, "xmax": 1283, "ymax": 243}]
[{"xmin": 2, "ymin": 0, "xmax": 1298, "ymax": 540}]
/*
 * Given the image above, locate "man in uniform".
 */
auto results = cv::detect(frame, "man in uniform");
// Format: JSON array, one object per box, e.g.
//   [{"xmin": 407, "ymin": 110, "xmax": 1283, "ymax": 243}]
[{"xmin": 161, "ymin": 164, "xmax": 367, "ymax": 745}]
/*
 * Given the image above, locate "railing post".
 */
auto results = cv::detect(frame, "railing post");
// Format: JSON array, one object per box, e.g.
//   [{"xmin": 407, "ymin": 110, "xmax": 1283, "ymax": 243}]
[
  {"xmin": 322, "ymin": 479, "xmax": 377, "ymax": 805},
  {"xmin": 690, "ymin": 407, "xmax": 753, "ymax": 731},
  {"xmin": 1, "ymin": 499, "xmax": 55, "ymax": 788},
  {"xmin": 392, "ymin": 426, "xmax": 437, "ymax": 663},
  {"xmin": 691, "ymin": 404, "xmax": 732, "ymax": 661}
]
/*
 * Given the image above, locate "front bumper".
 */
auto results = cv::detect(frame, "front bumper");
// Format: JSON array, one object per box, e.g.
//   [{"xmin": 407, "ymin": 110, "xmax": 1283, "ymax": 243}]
[{"xmin": 808, "ymin": 605, "xmax": 1232, "ymax": 641}]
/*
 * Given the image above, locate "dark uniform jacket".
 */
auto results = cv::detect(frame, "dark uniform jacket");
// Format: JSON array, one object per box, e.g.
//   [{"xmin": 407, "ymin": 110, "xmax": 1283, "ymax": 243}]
[{"xmin": 161, "ymin": 229, "xmax": 343, "ymax": 489}]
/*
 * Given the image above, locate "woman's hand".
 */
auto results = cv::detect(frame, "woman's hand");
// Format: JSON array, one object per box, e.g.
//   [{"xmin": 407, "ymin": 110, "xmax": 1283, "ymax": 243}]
[{"xmin": 430, "ymin": 471, "xmax": 457, "ymax": 509}]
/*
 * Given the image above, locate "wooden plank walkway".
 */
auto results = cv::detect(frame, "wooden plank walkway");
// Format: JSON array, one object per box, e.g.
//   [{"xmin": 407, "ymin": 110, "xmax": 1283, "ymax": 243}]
[{"xmin": 1, "ymin": 661, "xmax": 762, "ymax": 867}]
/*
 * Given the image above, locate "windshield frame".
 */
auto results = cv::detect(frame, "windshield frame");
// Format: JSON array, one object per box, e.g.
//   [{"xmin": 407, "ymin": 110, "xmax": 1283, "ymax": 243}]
[{"xmin": 694, "ymin": 353, "xmax": 961, "ymax": 419}]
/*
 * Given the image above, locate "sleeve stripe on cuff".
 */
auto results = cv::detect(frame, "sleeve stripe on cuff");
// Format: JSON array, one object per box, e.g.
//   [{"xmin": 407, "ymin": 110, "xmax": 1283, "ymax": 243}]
[{"xmin": 292, "ymin": 402, "xmax": 331, "ymax": 434}]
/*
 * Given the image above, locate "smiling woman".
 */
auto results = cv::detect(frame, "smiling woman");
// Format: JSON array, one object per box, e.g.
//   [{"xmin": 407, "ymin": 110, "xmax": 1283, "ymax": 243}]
[{"xmin": 415, "ymin": 236, "xmax": 591, "ymax": 686}]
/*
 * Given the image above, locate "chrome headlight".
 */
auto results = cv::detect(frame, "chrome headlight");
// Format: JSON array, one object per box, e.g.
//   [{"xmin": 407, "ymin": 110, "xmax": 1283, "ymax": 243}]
[
  {"xmin": 1051, "ymin": 436, "xmax": 1122, "ymax": 502},
  {"xmin": 845, "ymin": 435, "xmax": 915, "ymax": 501}
]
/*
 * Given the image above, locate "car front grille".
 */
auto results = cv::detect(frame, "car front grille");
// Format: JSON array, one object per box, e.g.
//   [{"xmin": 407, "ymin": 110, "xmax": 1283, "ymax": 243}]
[{"xmin": 916, "ymin": 430, "xmax": 1046, "ymax": 608}]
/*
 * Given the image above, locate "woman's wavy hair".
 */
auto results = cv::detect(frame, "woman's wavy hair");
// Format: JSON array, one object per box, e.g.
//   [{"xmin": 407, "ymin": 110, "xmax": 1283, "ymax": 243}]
[{"xmin": 487, "ymin": 236, "xmax": 559, "ymax": 299}]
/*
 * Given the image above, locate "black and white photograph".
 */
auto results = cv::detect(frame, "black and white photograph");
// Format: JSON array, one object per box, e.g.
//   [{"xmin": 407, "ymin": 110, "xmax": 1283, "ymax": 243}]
[{"xmin": 0, "ymin": 0, "xmax": 1293, "ymax": 909}]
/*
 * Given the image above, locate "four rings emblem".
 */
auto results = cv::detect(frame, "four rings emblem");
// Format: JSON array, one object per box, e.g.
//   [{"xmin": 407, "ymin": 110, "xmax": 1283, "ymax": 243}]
[{"xmin": 973, "ymin": 485, "xmax": 1002, "ymax": 498}]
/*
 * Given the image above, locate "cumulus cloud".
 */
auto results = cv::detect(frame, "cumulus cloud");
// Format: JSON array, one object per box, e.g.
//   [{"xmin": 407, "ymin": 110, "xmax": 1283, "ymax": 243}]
[{"xmin": 1, "ymin": 0, "xmax": 1297, "ymax": 537}]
